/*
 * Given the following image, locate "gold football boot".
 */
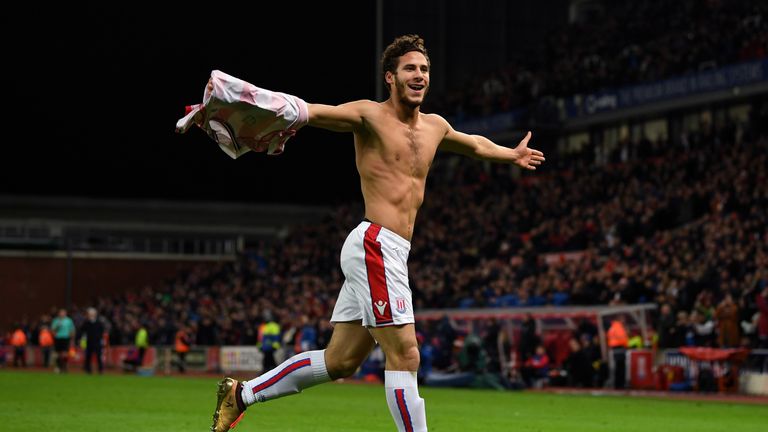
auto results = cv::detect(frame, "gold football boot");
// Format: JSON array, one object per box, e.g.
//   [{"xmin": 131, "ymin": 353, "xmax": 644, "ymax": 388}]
[{"xmin": 210, "ymin": 377, "xmax": 246, "ymax": 432}]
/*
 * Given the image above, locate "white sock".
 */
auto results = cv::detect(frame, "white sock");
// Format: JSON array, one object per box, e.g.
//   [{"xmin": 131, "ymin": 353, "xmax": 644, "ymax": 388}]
[
  {"xmin": 240, "ymin": 350, "xmax": 330, "ymax": 406},
  {"xmin": 385, "ymin": 371, "xmax": 427, "ymax": 432}
]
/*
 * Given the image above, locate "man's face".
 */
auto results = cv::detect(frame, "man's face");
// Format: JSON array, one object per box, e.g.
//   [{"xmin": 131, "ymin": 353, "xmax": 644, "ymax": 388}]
[{"xmin": 388, "ymin": 51, "xmax": 429, "ymax": 107}]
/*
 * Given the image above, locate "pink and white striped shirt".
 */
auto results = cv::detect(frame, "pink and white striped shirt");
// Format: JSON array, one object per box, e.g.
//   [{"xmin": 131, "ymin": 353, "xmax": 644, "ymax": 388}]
[{"xmin": 176, "ymin": 70, "xmax": 308, "ymax": 158}]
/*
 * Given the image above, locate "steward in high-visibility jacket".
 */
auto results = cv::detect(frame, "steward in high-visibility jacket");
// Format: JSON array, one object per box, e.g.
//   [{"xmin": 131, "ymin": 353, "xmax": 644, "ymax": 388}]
[
  {"xmin": 607, "ymin": 316, "xmax": 629, "ymax": 389},
  {"xmin": 11, "ymin": 328, "xmax": 27, "ymax": 347},
  {"xmin": 258, "ymin": 318, "xmax": 281, "ymax": 372},
  {"xmin": 607, "ymin": 319, "xmax": 628, "ymax": 348},
  {"xmin": 174, "ymin": 327, "xmax": 191, "ymax": 373},
  {"xmin": 39, "ymin": 326, "xmax": 54, "ymax": 368},
  {"xmin": 11, "ymin": 327, "xmax": 27, "ymax": 367}
]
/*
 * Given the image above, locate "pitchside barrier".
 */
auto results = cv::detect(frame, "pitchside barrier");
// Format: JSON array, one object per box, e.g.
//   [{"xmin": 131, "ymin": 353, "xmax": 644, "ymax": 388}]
[{"xmin": 0, "ymin": 345, "xmax": 282, "ymax": 375}]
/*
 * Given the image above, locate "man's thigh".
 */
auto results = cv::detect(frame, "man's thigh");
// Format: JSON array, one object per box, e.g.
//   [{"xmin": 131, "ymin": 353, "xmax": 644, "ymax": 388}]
[
  {"xmin": 368, "ymin": 324, "xmax": 417, "ymax": 356},
  {"xmin": 326, "ymin": 321, "xmax": 376, "ymax": 362}
]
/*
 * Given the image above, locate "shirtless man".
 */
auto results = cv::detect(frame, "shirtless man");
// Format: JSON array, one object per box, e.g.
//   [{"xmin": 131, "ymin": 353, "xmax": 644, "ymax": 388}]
[{"xmin": 211, "ymin": 34, "xmax": 544, "ymax": 432}]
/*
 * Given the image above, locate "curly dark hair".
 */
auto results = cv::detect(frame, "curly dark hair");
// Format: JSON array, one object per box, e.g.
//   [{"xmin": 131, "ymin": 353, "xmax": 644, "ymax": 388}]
[{"xmin": 380, "ymin": 34, "xmax": 430, "ymax": 92}]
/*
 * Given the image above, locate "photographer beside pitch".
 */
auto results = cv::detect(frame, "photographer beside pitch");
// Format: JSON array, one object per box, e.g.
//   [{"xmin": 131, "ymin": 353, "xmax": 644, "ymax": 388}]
[{"xmin": 201, "ymin": 35, "xmax": 545, "ymax": 432}]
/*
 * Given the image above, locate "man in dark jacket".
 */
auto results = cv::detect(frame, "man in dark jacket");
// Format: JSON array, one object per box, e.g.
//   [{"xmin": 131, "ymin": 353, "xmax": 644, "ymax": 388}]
[{"xmin": 81, "ymin": 307, "xmax": 105, "ymax": 374}]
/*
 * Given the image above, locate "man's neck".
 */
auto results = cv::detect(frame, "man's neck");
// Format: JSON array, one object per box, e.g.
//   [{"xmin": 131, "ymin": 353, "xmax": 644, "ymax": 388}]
[{"xmin": 386, "ymin": 98, "xmax": 420, "ymax": 125}]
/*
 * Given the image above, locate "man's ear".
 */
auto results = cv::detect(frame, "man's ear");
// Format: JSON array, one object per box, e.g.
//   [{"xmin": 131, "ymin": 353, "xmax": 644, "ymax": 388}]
[{"xmin": 385, "ymin": 71, "xmax": 394, "ymax": 86}]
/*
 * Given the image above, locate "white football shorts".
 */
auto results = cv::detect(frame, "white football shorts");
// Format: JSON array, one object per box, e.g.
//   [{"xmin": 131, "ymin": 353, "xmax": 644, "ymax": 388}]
[{"xmin": 331, "ymin": 220, "xmax": 414, "ymax": 327}]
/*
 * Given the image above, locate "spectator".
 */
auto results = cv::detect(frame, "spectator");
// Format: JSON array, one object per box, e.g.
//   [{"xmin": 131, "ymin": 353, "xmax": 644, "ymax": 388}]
[
  {"xmin": 519, "ymin": 314, "xmax": 539, "ymax": 363},
  {"xmin": 458, "ymin": 332, "xmax": 487, "ymax": 374},
  {"xmin": 674, "ymin": 311, "xmax": 692, "ymax": 347},
  {"xmin": 563, "ymin": 337, "xmax": 591, "ymax": 388},
  {"xmin": 715, "ymin": 293, "xmax": 740, "ymax": 347},
  {"xmin": 123, "ymin": 322, "xmax": 149, "ymax": 372},
  {"xmin": 296, "ymin": 316, "xmax": 318, "ymax": 353},
  {"xmin": 656, "ymin": 303, "xmax": 677, "ymax": 349},
  {"xmin": 521, "ymin": 345, "xmax": 550, "ymax": 388},
  {"xmin": 691, "ymin": 310, "xmax": 716, "ymax": 347}
]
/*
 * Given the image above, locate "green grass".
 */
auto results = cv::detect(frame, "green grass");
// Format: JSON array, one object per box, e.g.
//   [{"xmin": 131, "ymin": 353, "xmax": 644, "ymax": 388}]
[{"xmin": 1, "ymin": 370, "xmax": 765, "ymax": 431}]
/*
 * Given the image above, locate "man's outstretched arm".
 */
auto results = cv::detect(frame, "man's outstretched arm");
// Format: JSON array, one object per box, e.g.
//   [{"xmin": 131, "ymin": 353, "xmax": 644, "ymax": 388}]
[
  {"xmin": 204, "ymin": 77, "xmax": 372, "ymax": 133},
  {"xmin": 438, "ymin": 120, "xmax": 545, "ymax": 170},
  {"xmin": 307, "ymin": 100, "xmax": 377, "ymax": 133}
]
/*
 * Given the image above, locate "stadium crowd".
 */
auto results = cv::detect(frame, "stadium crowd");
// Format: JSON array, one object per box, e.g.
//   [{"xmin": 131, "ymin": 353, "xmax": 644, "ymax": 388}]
[{"xmin": 428, "ymin": 0, "xmax": 768, "ymax": 120}]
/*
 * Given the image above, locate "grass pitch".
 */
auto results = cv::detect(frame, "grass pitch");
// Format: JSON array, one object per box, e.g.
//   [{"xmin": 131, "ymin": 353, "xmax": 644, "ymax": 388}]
[{"xmin": 1, "ymin": 370, "xmax": 765, "ymax": 431}]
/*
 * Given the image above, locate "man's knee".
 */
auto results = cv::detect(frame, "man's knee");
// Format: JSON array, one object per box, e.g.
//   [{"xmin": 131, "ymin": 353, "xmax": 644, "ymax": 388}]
[
  {"xmin": 387, "ymin": 345, "xmax": 420, "ymax": 371},
  {"xmin": 326, "ymin": 355, "xmax": 363, "ymax": 379}
]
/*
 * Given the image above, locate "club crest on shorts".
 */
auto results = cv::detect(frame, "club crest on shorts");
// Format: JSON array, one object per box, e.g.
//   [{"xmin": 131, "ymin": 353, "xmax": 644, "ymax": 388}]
[{"xmin": 395, "ymin": 297, "xmax": 407, "ymax": 314}]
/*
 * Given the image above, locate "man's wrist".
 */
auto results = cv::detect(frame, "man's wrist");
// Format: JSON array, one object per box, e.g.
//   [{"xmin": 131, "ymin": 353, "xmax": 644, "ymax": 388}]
[{"xmin": 510, "ymin": 147, "xmax": 522, "ymax": 164}]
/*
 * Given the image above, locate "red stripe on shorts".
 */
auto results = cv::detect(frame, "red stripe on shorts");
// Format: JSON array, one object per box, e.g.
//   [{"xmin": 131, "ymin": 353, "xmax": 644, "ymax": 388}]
[{"xmin": 364, "ymin": 224, "xmax": 392, "ymax": 324}]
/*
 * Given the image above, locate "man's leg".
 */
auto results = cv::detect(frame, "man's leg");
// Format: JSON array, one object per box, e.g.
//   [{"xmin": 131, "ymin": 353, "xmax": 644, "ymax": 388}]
[
  {"xmin": 370, "ymin": 324, "xmax": 427, "ymax": 432},
  {"xmin": 60, "ymin": 344, "xmax": 69, "ymax": 372},
  {"xmin": 179, "ymin": 352, "xmax": 186, "ymax": 373},
  {"xmin": 613, "ymin": 348, "xmax": 626, "ymax": 389},
  {"xmin": 212, "ymin": 322, "xmax": 374, "ymax": 432},
  {"xmin": 137, "ymin": 348, "xmax": 146, "ymax": 367},
  {"xmin": 241, "ymin": 321, "xmax": 374, "ymax": 403},
  {"xmin": 324, "ymin": 321, "xmax": 377, "ymax": 379},
  {"xmin": 84, "ymin": 348, "xmax": 92, "ymax": 374},
  {"xmin": 261, "ymin": 350, "xmax": 277, "ymax": 372},
  {"xmin": 96, "ymin": 347, "xmax": 103, "ymax": 373},
  {"xmin": 54, "ymin": 349, "xmax": 63, "ymax": 372}
]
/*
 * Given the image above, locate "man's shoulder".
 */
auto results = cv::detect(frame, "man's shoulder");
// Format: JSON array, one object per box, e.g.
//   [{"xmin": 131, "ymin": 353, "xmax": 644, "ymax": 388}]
[
  {"xmin": 420, "ymin": 112, "xmax": 450, "ymax": 127},
  {"xmin": 345, "ymin": 100, "xmax": 384, "ymax": 125},
  {"xmin": 350, "ymin": 99, "xmax": 381, "ymax": 112},
  {"xmin": 421, "ymin": 112, "xmax": 447, "ymax": 121}
]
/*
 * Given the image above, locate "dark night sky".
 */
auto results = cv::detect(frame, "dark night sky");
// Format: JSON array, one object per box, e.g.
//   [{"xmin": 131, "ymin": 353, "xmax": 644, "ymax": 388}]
[{"xmin": 5, "ymin": 3, "xmax": 379, "ymax": 206}]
